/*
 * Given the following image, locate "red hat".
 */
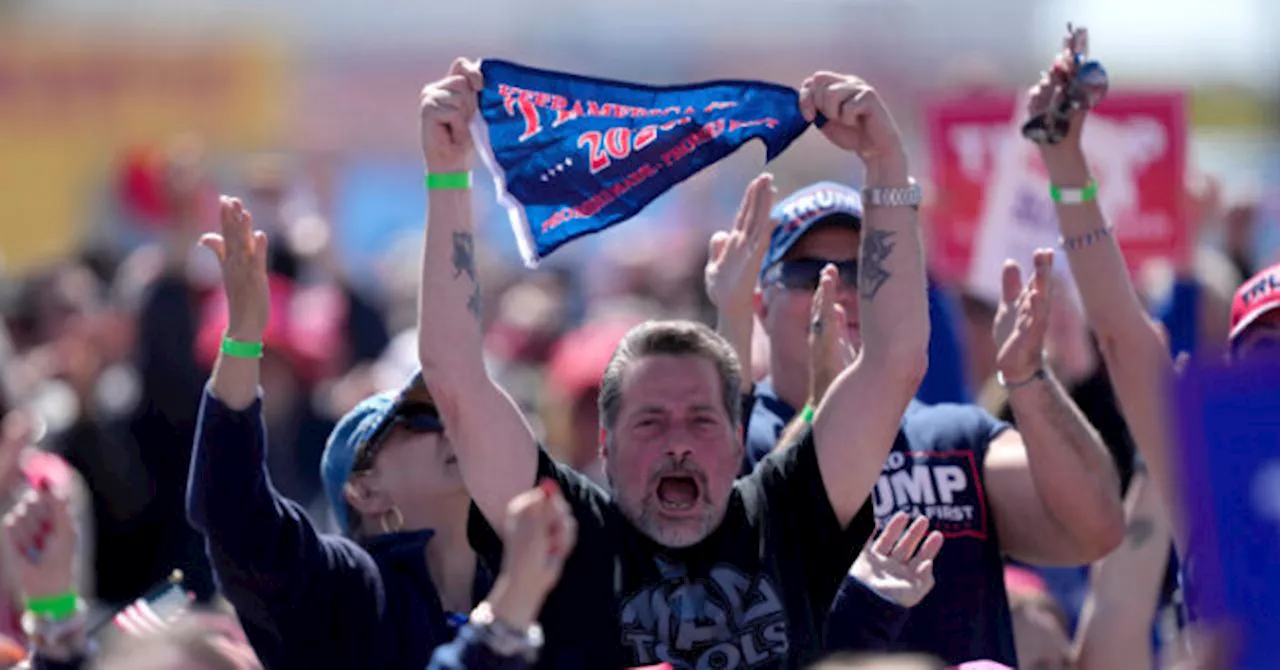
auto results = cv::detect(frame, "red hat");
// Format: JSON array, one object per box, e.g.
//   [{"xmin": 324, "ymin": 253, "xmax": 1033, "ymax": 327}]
[
  {"xmin": 195, "ymin": 275, "xmax": 346, "ymax": 385},
  {"xmin": 1230, "ymin": 262, "xmax": 1280, "ymax": 342},
  {"xmin": 546, "ymin": 318, "xmax": 642, "ymax": 401}
]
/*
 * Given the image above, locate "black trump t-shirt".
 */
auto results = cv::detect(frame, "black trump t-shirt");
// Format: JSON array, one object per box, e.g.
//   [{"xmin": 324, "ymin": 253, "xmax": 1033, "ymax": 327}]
[{"xmin": 468, "ymin": 428, "xmax": 873, "ymax": 670}]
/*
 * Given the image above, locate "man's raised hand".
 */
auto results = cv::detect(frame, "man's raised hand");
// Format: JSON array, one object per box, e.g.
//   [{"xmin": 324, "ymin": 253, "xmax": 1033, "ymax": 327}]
[
  {"xmin": 851, "ymin": 512, "xmax": 944, "ymax": 608},
  {"xmin": 705, "ymin": 174, "xmax": 777, "ymax": 314},
  {"xmin": 808, "ymin": 265, "xmax": 858, "ymax": 405},
  {"xmin": 420, "ymin": 58, "xmax": 484, "ymax": 174},
  {"xmin": 1024, "ymin": 25, "xmax": 1092, "ymax": 151},
  {"xmin": 199, "ymin": 197, "xmax": 270, "ymax": 343},
  {"xmin": 993, "ymin": 249, "xmax": 1055, "ymax": 385},
  {"xmin": 799, "ymin": 72, "xmax": 906, "ymax": 168},
  {"xmin": 489, "ymin": 479, "xmax": 578, "ymax": 631}
]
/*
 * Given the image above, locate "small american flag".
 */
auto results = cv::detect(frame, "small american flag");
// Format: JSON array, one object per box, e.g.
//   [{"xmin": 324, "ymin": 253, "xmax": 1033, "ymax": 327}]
[
  {"xmin": 111, "ymin": 589, "xmax": 187, "ymax": 637},
  {"xmin": 90, "ymin": 571, "xmax": 193, "ymax": 642}
]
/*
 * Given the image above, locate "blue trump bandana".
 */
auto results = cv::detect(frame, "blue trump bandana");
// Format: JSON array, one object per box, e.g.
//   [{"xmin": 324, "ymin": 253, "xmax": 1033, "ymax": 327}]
[{"xmin": 471, "ymin": 59, "xmax": 816, "ymax": 267}]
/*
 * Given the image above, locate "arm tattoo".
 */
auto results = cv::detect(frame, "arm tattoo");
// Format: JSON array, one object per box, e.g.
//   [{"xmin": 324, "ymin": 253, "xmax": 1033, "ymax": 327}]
[
  {"xmin": 451, "ymin": 232, "xmax": 481, "ymax": 320},
  {"xmin": 467, "ymin": 284, "xmax": 483, "ymax": 320},
  {"xmin": 1126, "ymin": 517, "xmax": 1154, "ymax": 547},
  {"xmin": 858, "ymin": 228, "xmax": 896, "ymax": 301},
  {"xmin": 452, "ymin": 232, "xmax": 477, "ymax": 281}
]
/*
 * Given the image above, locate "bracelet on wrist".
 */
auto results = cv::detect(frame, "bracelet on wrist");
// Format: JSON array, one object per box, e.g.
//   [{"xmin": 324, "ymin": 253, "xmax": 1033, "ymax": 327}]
[
  {"xmin": 220, "ymin": 335, "xmax": 264, "ymax": 359},
  {"xmin": 1060, "ymin": 225, "xmax": 1113, "ymax": 251},
  {"xmin": 25, "ymin": 592, "xmax": 79, "ymax": 621},
  {"xmin": 468, "ymin": 601, "xmax": 543, "ymax": 662},
  {"xmin": 997, "ymin": 368, "xmax": 1048, "ymax": 390},
  {"xmin": 23, "ymin": 608, "xmax": 87, "ymax": 660},
  {"xmin": 1049, "ymin": 179, "xmax": 1098, "ymax": 204},
  {"xmin": 426, "ymin": 172, "xmax": 473, "ymax": 190}
]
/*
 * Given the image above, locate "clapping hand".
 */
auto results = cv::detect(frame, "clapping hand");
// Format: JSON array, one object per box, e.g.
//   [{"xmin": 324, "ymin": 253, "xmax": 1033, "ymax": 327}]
[
  {"xmin": 852, "ymin": 512, "xmax": 944, "ymax": 608},
  {"xmin": 489, "ymin": 480, "xmax": 578, "ymax": 630},
  {"xmin": 994, "ymin": 249, "xmax": 1054, "ymax": 386},
  {"xmin": 705, "ymin": 174, "xmax": 777, "ymax": 315},
  {"xmin": 808, "ymin": 265, "xmax": 858, "ymax": 405}
]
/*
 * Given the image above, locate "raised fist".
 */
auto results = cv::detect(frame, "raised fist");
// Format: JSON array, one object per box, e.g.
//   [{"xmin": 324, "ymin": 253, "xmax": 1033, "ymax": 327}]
[{"xmin": 420, "ymin": 58, "xmax": 485, "ymax": 173}]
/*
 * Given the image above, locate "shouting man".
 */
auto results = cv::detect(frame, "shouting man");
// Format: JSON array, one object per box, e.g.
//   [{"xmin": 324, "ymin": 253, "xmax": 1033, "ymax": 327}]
[{"xmin": 415, "ymin": 59, "xmax": 930, "ymax": 669}]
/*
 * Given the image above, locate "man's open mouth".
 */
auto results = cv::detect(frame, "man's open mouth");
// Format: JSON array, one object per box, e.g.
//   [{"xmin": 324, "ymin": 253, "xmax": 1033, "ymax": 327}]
[{"xmin": 656, "ymin": 475, "xmax": 701, "ymax": 512}]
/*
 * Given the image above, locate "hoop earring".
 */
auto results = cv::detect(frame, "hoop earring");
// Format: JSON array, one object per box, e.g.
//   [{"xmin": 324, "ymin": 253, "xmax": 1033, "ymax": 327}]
[{"xmin": 379, "ymin": 507, "xmax": 404, "ymax": 534}]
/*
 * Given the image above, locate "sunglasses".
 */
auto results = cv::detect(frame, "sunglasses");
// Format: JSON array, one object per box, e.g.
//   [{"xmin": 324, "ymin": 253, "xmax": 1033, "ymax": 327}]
[
  {"xmin": 351, "ymin": 403, "xmax": 444, "ymax": 473},
  {"xmin": 763, "ymin": 258, "xmax": 858, "ymax": 292}
]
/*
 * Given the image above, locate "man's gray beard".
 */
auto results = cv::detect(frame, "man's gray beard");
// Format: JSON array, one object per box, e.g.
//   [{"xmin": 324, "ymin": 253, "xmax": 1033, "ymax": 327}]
[{"xmin": 625, "ymin": 494, "xmax": 715, "ymax": 549}]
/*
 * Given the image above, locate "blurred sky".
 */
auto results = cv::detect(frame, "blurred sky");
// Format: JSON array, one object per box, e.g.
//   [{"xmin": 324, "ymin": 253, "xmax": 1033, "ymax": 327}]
[
  {"xmin": 13, "ymin": 0, "xmax": 1278, "ymax": 91},
  {"xmin": 3, "ymin": 0, "xmax": 1276, "ymax": 279}
]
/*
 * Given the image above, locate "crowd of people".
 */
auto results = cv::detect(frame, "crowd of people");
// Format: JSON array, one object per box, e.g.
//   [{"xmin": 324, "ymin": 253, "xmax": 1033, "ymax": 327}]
[{"xmin": 0, "ymin": 28, "xmax": 1272, "ymax": 670}]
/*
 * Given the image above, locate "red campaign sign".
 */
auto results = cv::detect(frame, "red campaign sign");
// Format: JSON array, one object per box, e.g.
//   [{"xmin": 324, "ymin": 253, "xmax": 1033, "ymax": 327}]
[{"xmin": 924, "ymin": 92, "xmax": 1188, "ymax": 286}]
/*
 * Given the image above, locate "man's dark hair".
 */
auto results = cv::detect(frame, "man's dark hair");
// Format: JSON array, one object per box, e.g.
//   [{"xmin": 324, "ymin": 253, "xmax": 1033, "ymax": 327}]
[{"xmin": 598, "ymin": 320, "xmax": 742, "ymax": 435}]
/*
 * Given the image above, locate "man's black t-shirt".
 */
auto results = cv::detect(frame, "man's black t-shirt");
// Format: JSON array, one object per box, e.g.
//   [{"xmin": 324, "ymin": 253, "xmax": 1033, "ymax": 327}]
[{"xmin": 468, "ymin": 429, "xmax": 873, "ymax": 670}]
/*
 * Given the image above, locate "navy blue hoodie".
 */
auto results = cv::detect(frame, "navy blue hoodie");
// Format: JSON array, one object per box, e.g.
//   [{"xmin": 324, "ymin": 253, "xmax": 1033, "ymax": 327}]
[{"xmin": 187, "ymin": 387, "xmax": 490, "ymax": 670}]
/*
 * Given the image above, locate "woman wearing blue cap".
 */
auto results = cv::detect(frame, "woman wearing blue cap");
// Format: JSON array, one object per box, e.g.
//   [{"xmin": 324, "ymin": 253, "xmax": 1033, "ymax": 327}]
[{"xmin": 185, "ymin": 196, "xmax": 572, "ymax": 669}]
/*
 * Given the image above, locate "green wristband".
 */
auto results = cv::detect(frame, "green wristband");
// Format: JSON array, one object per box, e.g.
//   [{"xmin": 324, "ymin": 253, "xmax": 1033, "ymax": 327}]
[
  {"xmin": 25, "ymin": 592, "xmax": 79, "ymax": 621},
  {"xmin": 221, "ymin": 335, "xmax": 264, "ymax": 359},
  {"xmin": 1049, "ymin": 180, "xmax": 1098, "ymax": 204},
  {"xmin": 426, "ymin": 172, "xmax": 473, "ymax": 190},
  {"xmin": 800, "ymin": 404, "xmax": 815, "ymax": 424}
]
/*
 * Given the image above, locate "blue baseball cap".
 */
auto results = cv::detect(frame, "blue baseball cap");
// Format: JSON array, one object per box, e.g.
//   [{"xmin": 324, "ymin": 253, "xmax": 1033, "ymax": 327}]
[
  {"xmin": 760, "ymin": 181, "xmax": 863, "ymax": 280},
  {"xmin": 320, "ymin": 372, "xmax": 442, "ymax": 534}
]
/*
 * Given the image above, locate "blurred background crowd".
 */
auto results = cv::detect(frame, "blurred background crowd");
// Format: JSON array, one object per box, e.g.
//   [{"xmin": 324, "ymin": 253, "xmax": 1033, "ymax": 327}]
[{"xmin": 0, "ymin": 0, "xmax": 1276, "ymax": 666}]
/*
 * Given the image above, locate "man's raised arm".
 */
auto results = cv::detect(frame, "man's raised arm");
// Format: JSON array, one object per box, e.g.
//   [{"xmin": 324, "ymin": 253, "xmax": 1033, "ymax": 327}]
[
  {"xmin": 800, "ymin": 72, "xmax": 930, "ymax": 525},
  {"xmin": 417, "ymin": 58, "xmax": 537, "ymax": 528}
]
